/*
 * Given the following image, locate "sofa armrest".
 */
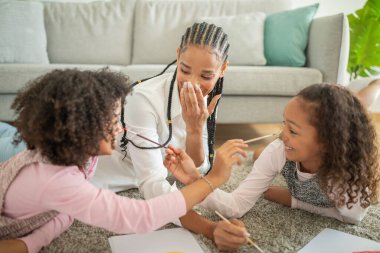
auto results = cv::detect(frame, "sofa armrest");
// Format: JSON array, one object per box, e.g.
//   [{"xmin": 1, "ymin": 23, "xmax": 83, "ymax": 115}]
[{"xmin": 306, "ymin": 13, "xmax": 350, "ymax": 85}]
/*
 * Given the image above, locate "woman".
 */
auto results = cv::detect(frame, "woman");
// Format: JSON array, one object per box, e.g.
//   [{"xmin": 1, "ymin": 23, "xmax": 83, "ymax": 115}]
[{"xmin": 92, "ymin": 22, "xmax": 249, "ymax": 250}]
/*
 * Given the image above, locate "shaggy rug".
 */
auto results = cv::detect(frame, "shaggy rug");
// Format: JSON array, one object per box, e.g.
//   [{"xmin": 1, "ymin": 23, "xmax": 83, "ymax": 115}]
[{"xmin": 41, "ymin": 153, "xmax": 380, "ymax": 253}]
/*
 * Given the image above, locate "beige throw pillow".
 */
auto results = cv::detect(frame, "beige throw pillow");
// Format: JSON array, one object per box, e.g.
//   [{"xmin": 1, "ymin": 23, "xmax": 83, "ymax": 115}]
[
  {"xmin": 0, "ymin": 1, "xmax": 49, "ymax": 64},
  {"xmin": 196, "ymin": 12, "xmax": 267, "ymax": 65}
]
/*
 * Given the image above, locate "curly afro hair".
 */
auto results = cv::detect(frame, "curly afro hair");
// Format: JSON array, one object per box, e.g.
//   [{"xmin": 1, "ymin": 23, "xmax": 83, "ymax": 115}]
[
  {"xmin": 297, "ymin": 83, "xmax": 380, "ymax": 208},
  {"xmin": 12, "ymin": 68, "xmax": 132, "ymax": 167}
]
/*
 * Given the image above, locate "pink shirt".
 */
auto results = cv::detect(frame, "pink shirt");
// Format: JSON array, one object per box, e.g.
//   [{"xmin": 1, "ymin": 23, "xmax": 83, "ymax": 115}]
[{"xmin": 3, "ymin": 156, "xmax": 186, "ymax": 253}]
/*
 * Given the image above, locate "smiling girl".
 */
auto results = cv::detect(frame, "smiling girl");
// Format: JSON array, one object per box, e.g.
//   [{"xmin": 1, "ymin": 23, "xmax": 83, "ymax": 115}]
[{"xmin": 166, "ymin": 83, "xmax": 380, "ymax": 249}]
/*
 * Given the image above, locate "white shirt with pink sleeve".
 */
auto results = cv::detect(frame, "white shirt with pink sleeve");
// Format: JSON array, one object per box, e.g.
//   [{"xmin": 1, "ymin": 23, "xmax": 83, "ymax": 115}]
[{"xmin": 3, "ymin": 154, "xmax": 186, "ymax": 253}]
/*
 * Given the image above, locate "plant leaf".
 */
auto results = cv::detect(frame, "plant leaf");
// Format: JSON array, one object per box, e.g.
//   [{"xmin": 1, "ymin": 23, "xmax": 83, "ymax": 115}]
[{"xmin": 347, "ymin": 0, "xmax": 380, "ymax": 79}]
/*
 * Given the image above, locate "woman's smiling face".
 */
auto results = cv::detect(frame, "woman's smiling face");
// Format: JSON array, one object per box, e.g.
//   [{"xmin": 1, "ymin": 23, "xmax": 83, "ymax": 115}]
[{"xmin": 176, "ymin": 45, "xmax": 227, "ymax": 96}]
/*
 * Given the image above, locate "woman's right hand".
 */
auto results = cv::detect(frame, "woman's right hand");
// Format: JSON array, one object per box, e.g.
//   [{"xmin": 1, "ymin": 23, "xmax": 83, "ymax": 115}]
[
  {"xmin": 178, "ymin": 139, "xmax": 247, "ymax": 211},
  {"xmin": 164, "ymin": 144, "xmax": 201, "ymax": 184},
  {"xmin": 207, "ymin": 139, "xmax": 248, "ymax": 187},
  {"xmin": 180, "ymin": 81, "xmax": 221, "ymax": 133}
]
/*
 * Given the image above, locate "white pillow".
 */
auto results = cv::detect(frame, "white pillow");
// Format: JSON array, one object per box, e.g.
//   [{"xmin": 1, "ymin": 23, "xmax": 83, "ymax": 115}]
[
  {"xmin": 0, "ymin": 1, "xmax": 49, "ymax": 64},
  {"xmin": 197, "ymin": 12, "xmax": 267, "ymax": 66}
]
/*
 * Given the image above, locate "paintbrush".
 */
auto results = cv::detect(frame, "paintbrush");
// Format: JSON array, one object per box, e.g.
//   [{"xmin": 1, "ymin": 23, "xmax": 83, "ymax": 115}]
[
  {"xmin": 124, "ymin": 128, "xmax": 168, "ymax": 148},
  {"xmin": 243, "ymin": 133, "xmax": 278, "ymax": 144}
]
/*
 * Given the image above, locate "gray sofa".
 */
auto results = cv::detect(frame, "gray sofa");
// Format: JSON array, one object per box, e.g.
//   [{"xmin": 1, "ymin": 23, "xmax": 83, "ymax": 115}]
[{"xmin": 0, "ymin": 0, "xmax": 349, "ymax": 123}]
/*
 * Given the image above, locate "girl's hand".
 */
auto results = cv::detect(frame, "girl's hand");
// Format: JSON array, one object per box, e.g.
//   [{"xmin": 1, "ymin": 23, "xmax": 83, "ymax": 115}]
[
  {"xmin": 263, "ymin": 186, "xmax": 292, "ymax": 207},
  {"xmin": 180, "ymin": 82, "xmax": 221, "ymax": 133},
  {"xmin": 213, "ymin": 219, "xmax": 247, "ymax": 251},
  {"xmin": 207, "ymin": 139, "xmax": 248, "ymax": 187},
  {"xmin": 164, "ymin": 145, "xmax": 201, "ymax": 184},
  {"xmin": 0, "ymin": 239, "xmax": 28, "ymax": 253}
]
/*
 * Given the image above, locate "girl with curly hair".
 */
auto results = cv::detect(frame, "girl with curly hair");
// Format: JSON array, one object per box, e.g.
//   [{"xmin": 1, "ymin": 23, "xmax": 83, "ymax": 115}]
[
  {"xmin": 165, "ymin": 83, "xmax": 380, "ymax": 249},
  {"xmin": 0, "ymin": 69, "xmax": 247, "ymax": 253}
]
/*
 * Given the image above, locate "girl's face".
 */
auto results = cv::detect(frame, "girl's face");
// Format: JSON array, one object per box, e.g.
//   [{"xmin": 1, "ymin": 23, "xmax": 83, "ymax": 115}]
[
  {"xmin": 281, "ymin": 97, "xmax": 323, "ymax": 173},
  {"xmin": 99, "ymin": 100, "xmax": 122, "ymax": 156},
  {"xmin": 176, "ymin": 45, "xmax": 228, "ymax": 96}
]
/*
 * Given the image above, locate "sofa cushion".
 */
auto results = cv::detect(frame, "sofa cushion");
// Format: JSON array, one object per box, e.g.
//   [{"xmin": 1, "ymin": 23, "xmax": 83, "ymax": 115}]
[
  {"xmin": 0, "ymin": 64, "xmax": 126, "ymax": 93},
  {"xmin": 223, "ymin": 66, "xmax": 323, "ymax": 95},
  {"xmin": 122, "ymin": 65, "xmax": 322, "ymax": 96},
  {"xmin": 265, "ymin": 4, "xmax": 319, "ymax": 67},
  {"xmin": 0, "ymin": 63, "xmax": 322, "ymax": 96},
  {"xmin": 132, "ymin": 0, "xmax": 294, "ymax": 65},
  {"xmin": 0, "ymin": 1, "xmax": 49, "ymax": 64},
  {"xmin": 43, "ymin": 0, "xmax": 136, "ymax": 65},
  {"xmin": 196, "ymin": 12, "xmax": 267, "ymax": 66}
]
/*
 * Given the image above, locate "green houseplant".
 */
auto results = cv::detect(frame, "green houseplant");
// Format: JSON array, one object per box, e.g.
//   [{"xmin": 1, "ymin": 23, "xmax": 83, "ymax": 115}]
[{"xmin": 347, "ymin": 0, "xmax": 380, "ymax": 80}]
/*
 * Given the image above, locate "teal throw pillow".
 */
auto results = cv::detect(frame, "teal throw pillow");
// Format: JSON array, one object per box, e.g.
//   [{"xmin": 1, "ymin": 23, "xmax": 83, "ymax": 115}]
[{"xmin": 264, "ymin": 3, "xmax": 319, "ymax": 67}]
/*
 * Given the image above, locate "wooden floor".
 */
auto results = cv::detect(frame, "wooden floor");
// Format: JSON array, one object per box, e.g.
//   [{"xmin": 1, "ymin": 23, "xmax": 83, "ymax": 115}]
[{"xmin": 215, "ymin": 112, "xmax": 380, "ymax": 152}]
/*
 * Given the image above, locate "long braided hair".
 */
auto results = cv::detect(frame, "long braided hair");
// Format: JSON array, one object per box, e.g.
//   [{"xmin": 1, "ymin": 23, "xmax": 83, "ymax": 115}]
[{"xmin": 121, "ymin": 22, "xmax": 229, "ymax": 172}]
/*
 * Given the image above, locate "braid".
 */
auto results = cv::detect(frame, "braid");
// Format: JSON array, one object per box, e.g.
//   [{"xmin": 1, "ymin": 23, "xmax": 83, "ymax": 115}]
[
  {"xmin": 190, "ymin": 23, "xmax": 199, "ymax": 44},
  {"xmin": 206, "ymin": 77, "xmax": 224, "ymax": 173},
  {"xmin": 195, "ymin": 22, "xmax": 206, "ymax": 44},
  {"xmin": 164, "ymin": 71, "xmax": 176, "ymax": 147},
  {"xmin": 180, "ymin": 27, "xmax": 191, "ymax": 49},
  {"xmin": 120, "ymin": 60, "xmax": 176, "ymax": 154},
  {"xmin": 180, "ymin": 22, "xmax": 229, "ymax": 62},
  {"xmin": 120, "ymin": 106, "xmax": 127, "ymax": 153},
  {"xmin": 130, "ymin": 59, "xmax": 176, "ymax": 87}
]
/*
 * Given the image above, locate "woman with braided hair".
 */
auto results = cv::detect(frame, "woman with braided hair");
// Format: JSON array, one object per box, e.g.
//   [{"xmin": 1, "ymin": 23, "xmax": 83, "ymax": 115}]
[{"xmin": 92, "ymin": 22, "xmax": 250, "ymax": 250}]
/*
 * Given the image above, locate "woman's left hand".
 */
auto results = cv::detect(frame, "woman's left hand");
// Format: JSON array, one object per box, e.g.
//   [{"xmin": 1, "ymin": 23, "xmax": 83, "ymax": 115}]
[{"xmin": 180, "ymin": 81, "xmax": 221, "ymax": 133}]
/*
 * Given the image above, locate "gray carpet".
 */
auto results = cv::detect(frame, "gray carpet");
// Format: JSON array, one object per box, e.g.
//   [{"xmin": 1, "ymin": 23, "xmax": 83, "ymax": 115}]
[{"xmin": 41, "ymin": 153, "xmax": 380, "ymax": 253}]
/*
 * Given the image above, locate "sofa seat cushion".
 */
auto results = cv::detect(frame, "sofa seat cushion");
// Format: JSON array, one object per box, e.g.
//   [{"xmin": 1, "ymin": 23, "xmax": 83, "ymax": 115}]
[
  {"xmin": 0, "ymin": 64, "xmax": 322, "ymax": 97},
  {"xmin": 123, "ymin": 65, "xmax": 323, "ymax": 96},
  {"xmin": 0, "ymin": 64, "xmax": 126, "ymax": 93},
  {"xmin": 224, "ymin": 66, "xmax": 322, "ymax": 96}
]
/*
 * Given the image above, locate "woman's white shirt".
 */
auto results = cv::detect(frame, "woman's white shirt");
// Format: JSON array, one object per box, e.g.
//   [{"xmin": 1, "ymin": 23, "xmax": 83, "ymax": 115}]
[
  {"xmin": 200, "ymin": 139, "xmax": 367, "ymax": 224},
  {"xmin": 92, "ymin": 73, "xmax": 210, "ymax": 199}
]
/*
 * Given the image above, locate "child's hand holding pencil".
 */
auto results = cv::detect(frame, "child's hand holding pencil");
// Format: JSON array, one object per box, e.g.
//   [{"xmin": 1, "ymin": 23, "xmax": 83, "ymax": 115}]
[
  {"xmin": 215, "ymin": 211, "xmax": 265, "ymax": 253},
  {"xmin": 212, "ymin": 215, "xmax": 250, "ymax": 251}
]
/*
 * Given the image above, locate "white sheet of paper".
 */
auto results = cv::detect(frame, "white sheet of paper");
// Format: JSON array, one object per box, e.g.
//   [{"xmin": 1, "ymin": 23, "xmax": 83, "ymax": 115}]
[
  {"xmin": 298, "ymin": 228, "xmax": 380, "ymax": 253},
  {"xmin": 108, "ymin": 228, "xmax": 205, "ymax": 253}
]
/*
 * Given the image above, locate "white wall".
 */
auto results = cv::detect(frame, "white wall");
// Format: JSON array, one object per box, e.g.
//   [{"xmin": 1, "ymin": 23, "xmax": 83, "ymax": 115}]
[
  {"xmin": 32, "ymin": 0, "xmax": 367, "ymax": 12},
  {"xmin": 294, "ymin": 0, "xmax": 366, "ymax": 17}
]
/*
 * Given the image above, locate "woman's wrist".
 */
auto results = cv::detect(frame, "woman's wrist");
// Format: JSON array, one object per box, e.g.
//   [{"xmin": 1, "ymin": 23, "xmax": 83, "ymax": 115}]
[{"xmin": 186, "ymin": 127, "xmax": 203, "ymax": 135}]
